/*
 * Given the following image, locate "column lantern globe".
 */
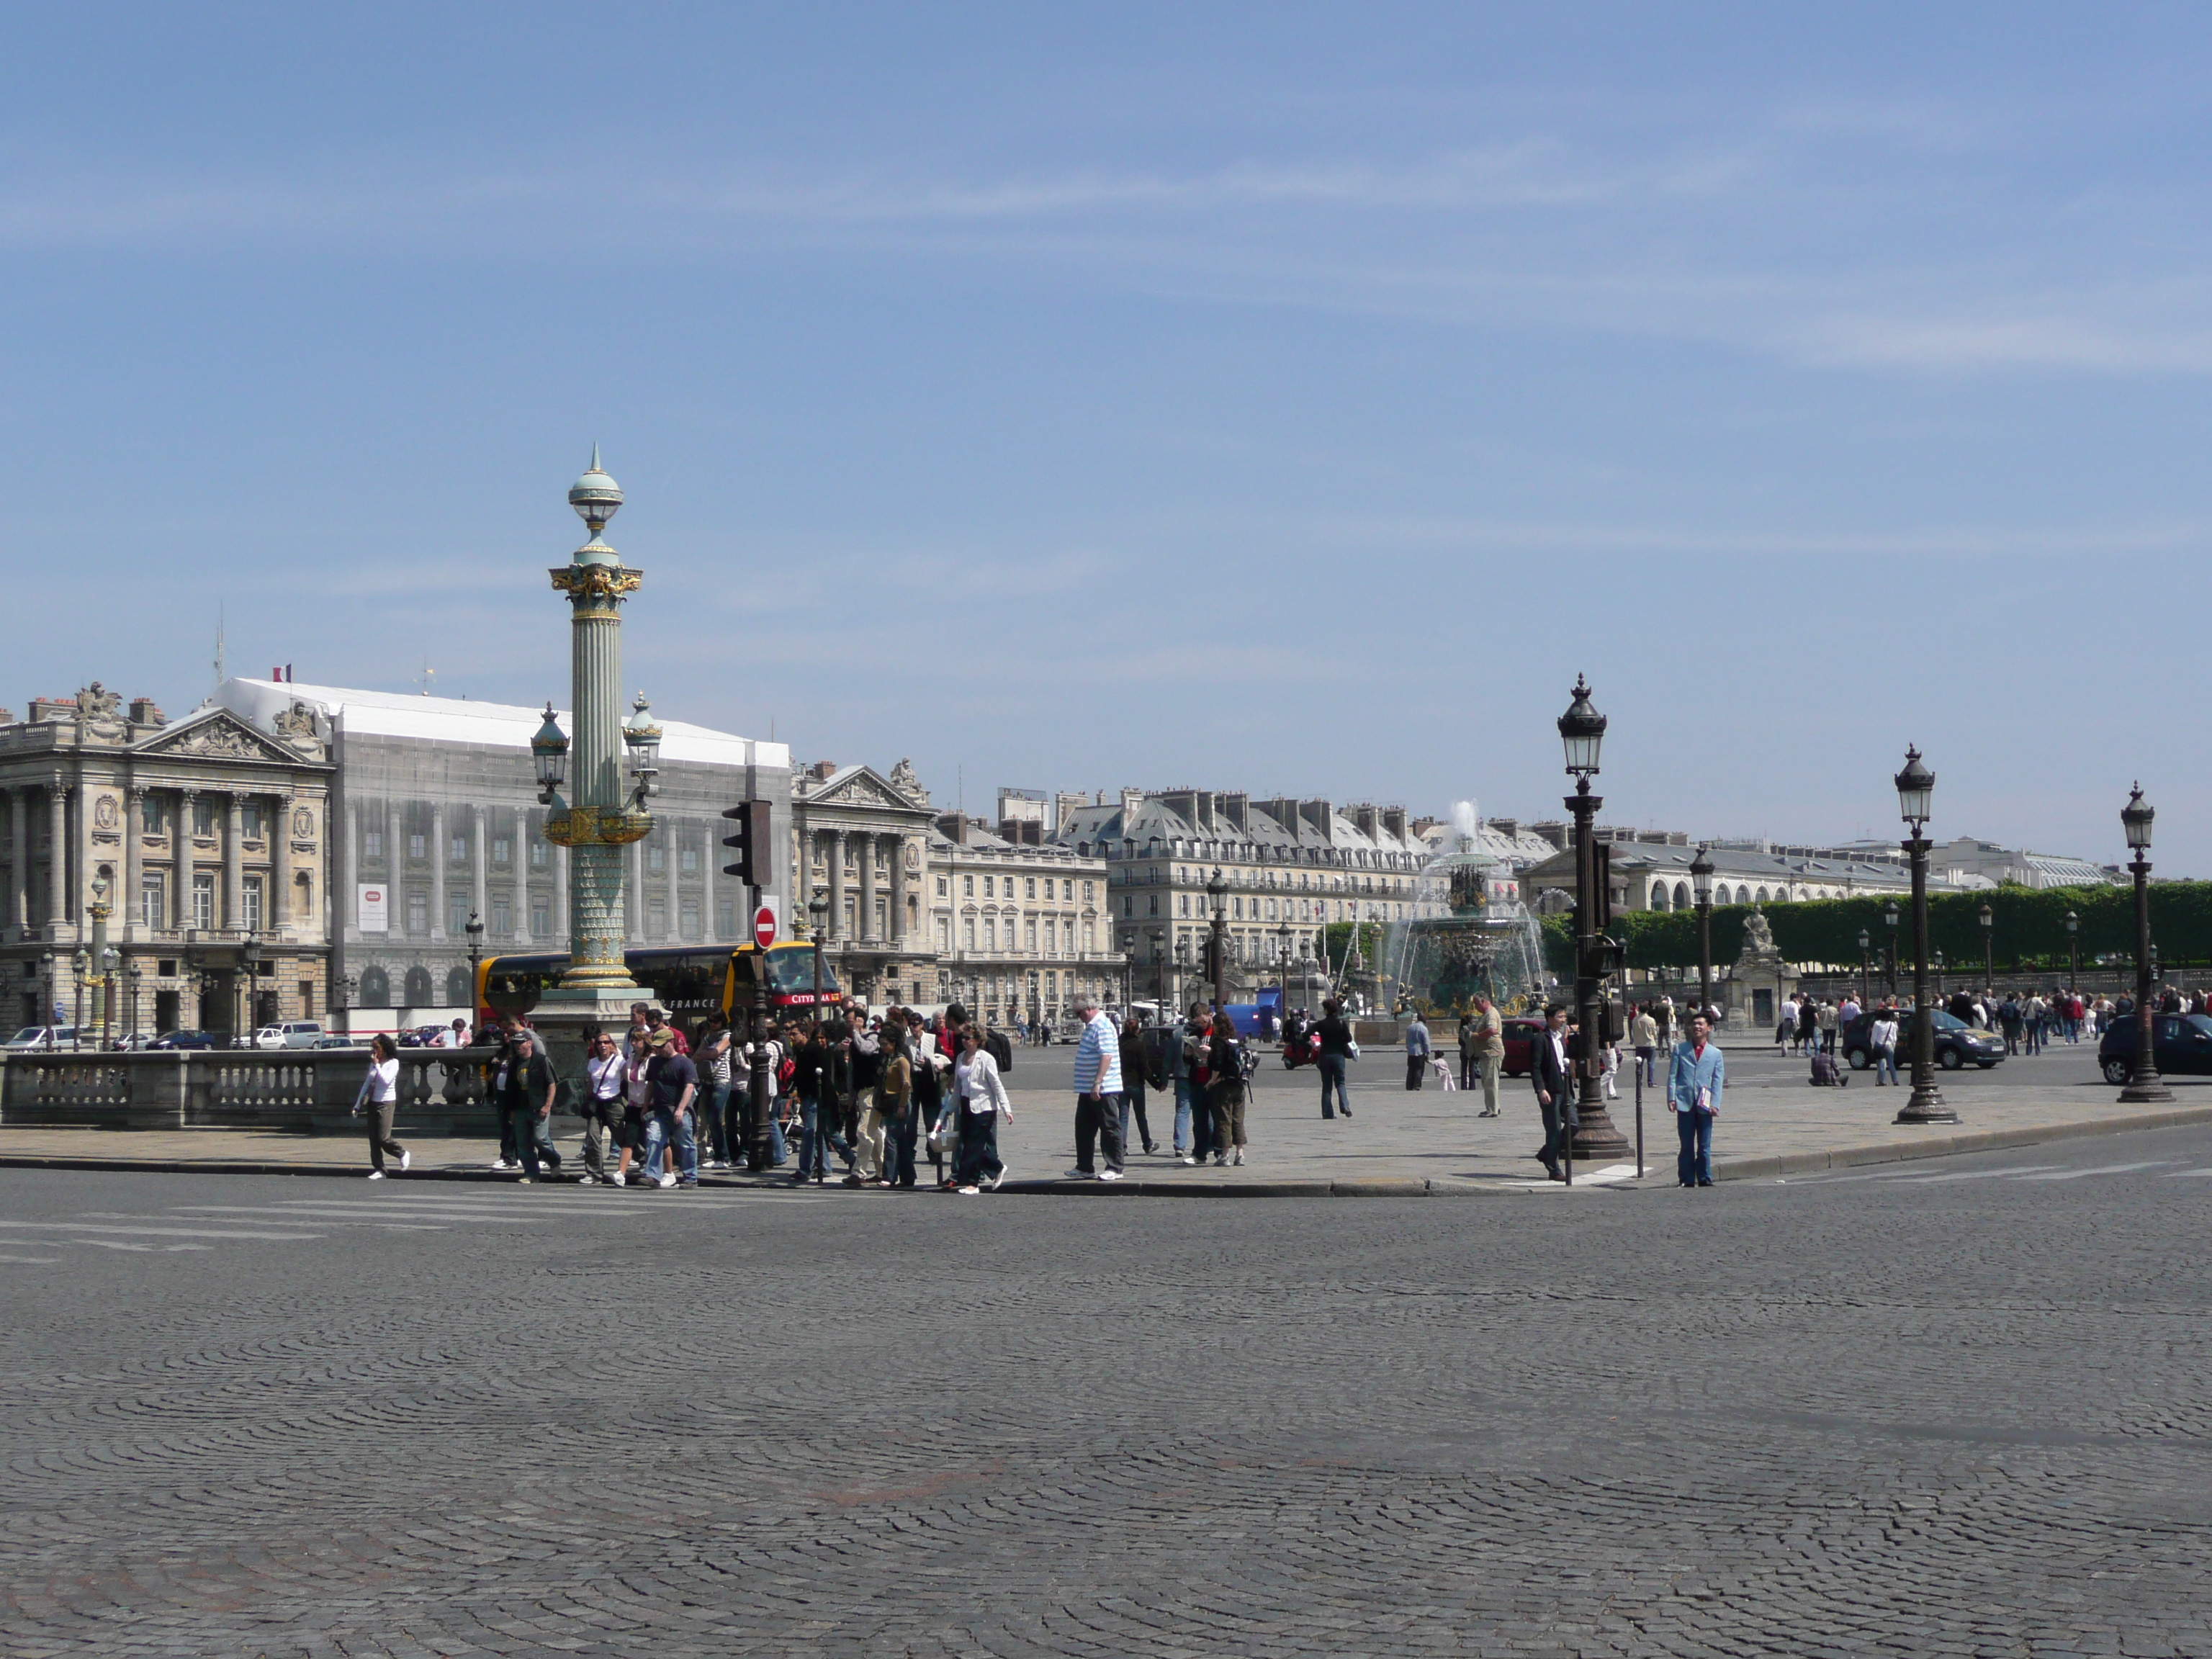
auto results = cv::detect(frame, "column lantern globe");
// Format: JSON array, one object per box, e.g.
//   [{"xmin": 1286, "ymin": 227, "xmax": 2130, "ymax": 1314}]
[
  {"xmin": 532, "ymin": 704, "xmax": 569, "ymax": 796},
  {"xmin": 1894, "ymin": 745, "xmax": 1935, "ymax": 829},
  {"xmin": 1557, "ymin": 675, "xmax": 1605, "ymax": 776}
]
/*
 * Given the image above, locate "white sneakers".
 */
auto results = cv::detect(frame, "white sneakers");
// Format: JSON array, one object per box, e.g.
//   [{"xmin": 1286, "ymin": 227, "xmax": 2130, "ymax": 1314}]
[
  {"xmin": 367, "ymin": 1169, "xmax": 385, "ymax": 1180},
  {"xmin": 1231, "ymin": 1148, "xmax": 1244, "ymax": 1166},
  {"xmin": 398, "ymin": 1150, "xmax": 411, "ymax": 1173},
  {"xmin": 488, "ymin": 1158, "xmax": 513, "ymax": 1171},
  {"xmin": 657, "ymin": 1172, "xmax": 677, "ymax": 1190},
  {"xmin": 988, "ymin": 1168, "xmax": 1007, "ymax": 1191},
  {"xmin": 957, "ymin": 1184, "xmax": 980, "ymax": 1195},
  {"xmin": 1097, "ymin": 1169, "xmax": 1124, "ymax": 1182},
  {"xmin": 608, "ymin": 1169, "xmax": 626, "ymax": 1186}
]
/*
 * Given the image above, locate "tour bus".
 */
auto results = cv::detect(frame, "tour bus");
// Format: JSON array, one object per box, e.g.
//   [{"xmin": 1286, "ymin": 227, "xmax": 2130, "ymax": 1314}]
[{"xmin": 474, "ymin": 943, "xmax": 843, "ymax": 1035}]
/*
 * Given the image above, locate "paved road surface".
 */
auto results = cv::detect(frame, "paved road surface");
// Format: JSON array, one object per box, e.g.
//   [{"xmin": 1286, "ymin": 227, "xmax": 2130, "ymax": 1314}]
[{"xmin": 5, "ymin": 1122, "xmax": 2208, "ymax": 1655}]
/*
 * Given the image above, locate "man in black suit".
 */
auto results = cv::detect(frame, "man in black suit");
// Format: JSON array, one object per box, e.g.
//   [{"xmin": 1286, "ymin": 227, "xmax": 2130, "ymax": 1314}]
[{"xmin": 1530, "ymin": 1004, "xmax": 1576, "ymax": 1182}]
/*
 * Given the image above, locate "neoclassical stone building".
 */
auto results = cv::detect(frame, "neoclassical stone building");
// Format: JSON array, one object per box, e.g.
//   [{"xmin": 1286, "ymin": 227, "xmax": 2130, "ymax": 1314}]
[
  {"xmin": 0, "ymin": 682, "xmax": 334, "ymax": 1037},
  {"xmin": 927, "ymin": 811, "xmax": 1112, "ymax": 1025},
  {"xmin": 786, "ymin": 760, "xmax": 937, "ymax": 1009}
]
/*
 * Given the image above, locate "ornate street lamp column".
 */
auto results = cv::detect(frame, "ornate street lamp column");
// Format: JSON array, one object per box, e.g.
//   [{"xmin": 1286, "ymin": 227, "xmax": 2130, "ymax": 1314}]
[
  {"xmin": 1559, "ymin": 676, "xmax": 1630, "ymax": 1160},
  {"xmin": 528, "ymin": 451, "xmax": 658, "ymax": 1102},
  {"xmin": 1207, "ymin": 867, "xmax": 1228, "ymax": 1012},
  {"xmin": 1857, "ymin": 927, "xmax": 1871, "ymax": 1011},
  {"xmin": 1979, "ymin": 902, "xmax": 1994, "ymax": 993},
  {"xmin": 1690, "ymin": 845, "xmax": 1714, "ymax": 1021},
  {"xmin": 2065, "ymin": 910, "xmax": 2080, "ymax": 995},
  {"xmin": 2118, "ymin": 786, "xmax": 2171, "ymax": 1104},
  {"xmin": 1893, "ymin": 746, "xmax": 1957, "ymax": 1125},
  {"xmin": 1884, "ymin": 898, "xmax": 1900, "ymax": 998}
]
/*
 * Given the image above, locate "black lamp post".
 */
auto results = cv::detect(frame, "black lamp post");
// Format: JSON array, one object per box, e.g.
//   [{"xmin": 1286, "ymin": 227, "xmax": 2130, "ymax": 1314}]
[
  {"xmin": 1148, "ymin": 925, "xmax": 1166, "ymax": 1024},
  {"xmin": 1275, "ymin": 922, "xmax": 1292, "ymax": 1025},
  {"xmin": 71, "ymin": 948, "xmax": 89, "ymax": 1050},
  {"xmin": 1932, "ymin": 949, "xmax": 1945, "ymax": 1002},
  {"xmin": 125, "ymin": 959, "xmax": 143, "ymax": 1047},
  {"xmin": 2118, "ymin": 785, "xmax": 2170, "ymax": 1103},
  {"xmin": 1207, "ymin": 867, "xmax": 1229, "ymax": 1012},
  {"xmin": 1884, "ymin": 897, "xmax": 1900, "ymax": 998},
  {"xmin": 240, "ymin": 933, "xmax": 262, "ymax": 1045},
  {"xmin": 2065, "ymin": 909, "xmax": 2079, "ymax": 994},
  {"xmin": 1979, "ymin": 901, "xmax": 1994, "ymax": 993},
  {"xmin": 1858, "ymin": 927, "xmax": 1871, "ymax": 1010},
  {"xmin": 40, "ymin": 949, "xmax": 55, "ymax": 1046},
  {"xmin": 1893, "ymin": 746, "xmax": 1956, "ymax": 1124},
  {"xmin": 1559, "ymin": 675, "xmax": 1629, "ymax": 1159},
  {"xmin": 464, "ymin": 910, "xmax": 485, "ymax": 1036},
  {"xmin": 807, "ymin": 892, "xmax": 830, "ymax": 1027},
  {"xmin": 1689, "ymin": 845, "xmax": 1714, "ymax": 1021}
]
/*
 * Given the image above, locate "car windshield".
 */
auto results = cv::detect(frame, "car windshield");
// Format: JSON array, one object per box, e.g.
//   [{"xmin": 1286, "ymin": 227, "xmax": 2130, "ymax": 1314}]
[
  {"xmin": 7, "ymin": 1028, "xmax": 47, "ymax": 1043},
  {"xmin": 2187, "ymin": 1015, "xmax": 2212, "ymax": 1037}
]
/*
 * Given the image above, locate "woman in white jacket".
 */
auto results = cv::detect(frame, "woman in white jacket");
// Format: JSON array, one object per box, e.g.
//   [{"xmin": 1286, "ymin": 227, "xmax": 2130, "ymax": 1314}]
[
  {"xmin": 354, "ymin": 1034, "xmax": 408, "ymax": 1179},
  {"xmin": 951, "ymin": 1024, "xmax": 1012, "ymax": 1194}
]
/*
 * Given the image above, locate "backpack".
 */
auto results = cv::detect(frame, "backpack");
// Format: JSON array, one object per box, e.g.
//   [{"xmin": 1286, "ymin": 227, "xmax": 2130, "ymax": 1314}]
[{"xmin": 985, "ymin": 1029, "xmax": 1013, "ymax": 1073}]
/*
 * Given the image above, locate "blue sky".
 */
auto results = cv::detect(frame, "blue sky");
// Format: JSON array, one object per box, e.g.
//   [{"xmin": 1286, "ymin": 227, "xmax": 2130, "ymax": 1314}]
[{"xmin": 8, "ymin": 6, "xmax": 2211, "ymax": 875}]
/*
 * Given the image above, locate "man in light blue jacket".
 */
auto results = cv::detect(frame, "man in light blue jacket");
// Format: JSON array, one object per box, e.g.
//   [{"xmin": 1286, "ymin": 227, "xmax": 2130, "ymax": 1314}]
[{"xmin": 1668, "ymin": 1011, "xmax": 1725, "ymax": 1188}]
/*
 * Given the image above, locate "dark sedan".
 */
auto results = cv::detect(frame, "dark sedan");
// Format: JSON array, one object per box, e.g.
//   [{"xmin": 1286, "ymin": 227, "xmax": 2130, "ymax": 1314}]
[
  {"xmin": 1501, "ymin": 1015, "xmax": 1547, "ymax": 1077},
  {"xmin": 148, "ymin": 1029, "xmax": 223, "ymax": 1051},
  {"xmin": 2097, "ymin": 1011, "xmax": 2212, "ymax": 1085},
  {"xmin": 1841, "ymin": 1009, "xmax": 2003, "ymax": 1071}
]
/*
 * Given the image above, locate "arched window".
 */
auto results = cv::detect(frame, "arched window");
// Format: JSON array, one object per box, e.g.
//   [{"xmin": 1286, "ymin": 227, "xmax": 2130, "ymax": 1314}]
[
  {"xmin": 1650, "ymin": 883, "xmax": 1671, "ymax": 912},
  {"xmin": 359, "ymin": 966, "xmax": 390, "ymax": 1007},
  {"xmin": 403, "ymin": 966, "xmax": 433, "ymax": 1007},
  {"xmin": 445, "ymin": 967, "xmax": 471, "ymax": 1007},
  {"xmin": 1673, "ymin": 881, "xmax": 1691, "ymax": 910},
  {"xmin": 1753, "ymin": 887, "xmax": 1769, "ymax": 905}
]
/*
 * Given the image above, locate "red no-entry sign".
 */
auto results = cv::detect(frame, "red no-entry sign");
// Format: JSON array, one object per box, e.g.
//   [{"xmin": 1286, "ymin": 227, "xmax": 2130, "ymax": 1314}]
[{"xmin": 754, "ymin": 905, "xmax": 777, "ymax": 950}]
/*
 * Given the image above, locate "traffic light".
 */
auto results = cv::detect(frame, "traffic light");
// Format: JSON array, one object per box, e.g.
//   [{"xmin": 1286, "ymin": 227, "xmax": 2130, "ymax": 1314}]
[{"xmin": 720, "ymin": 801, "xmax": 772, "ymax": 886}]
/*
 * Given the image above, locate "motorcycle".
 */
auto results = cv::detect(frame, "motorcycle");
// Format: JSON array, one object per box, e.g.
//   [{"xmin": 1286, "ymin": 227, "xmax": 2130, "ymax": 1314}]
[{"xmin": 1280, "ymin": 1030, "xmax": 1321, "ymax": 1070}]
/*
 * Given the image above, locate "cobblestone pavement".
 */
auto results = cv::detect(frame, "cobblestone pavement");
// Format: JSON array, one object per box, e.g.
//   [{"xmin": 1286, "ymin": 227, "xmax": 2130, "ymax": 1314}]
[
  {"xmin": 5, "ymin": 1124, "xmax": 2211, "ymax": 1657},
  {"xmin": 9, "ymin": 1037, "xmax": 2205, "ymax": 1192}
]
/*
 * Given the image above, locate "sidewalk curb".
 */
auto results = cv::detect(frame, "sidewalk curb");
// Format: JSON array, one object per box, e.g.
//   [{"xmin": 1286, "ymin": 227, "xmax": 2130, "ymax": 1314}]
[{"xmin": 1707, "ymin": 1102, "xmax": 2212, "ymax": 1182}]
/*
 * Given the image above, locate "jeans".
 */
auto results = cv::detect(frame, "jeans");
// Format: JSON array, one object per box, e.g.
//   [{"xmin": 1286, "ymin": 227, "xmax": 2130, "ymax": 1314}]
[
  {"xmin": 1074, "ymin": 1092, "xmax": 1125, "ymax": 1174},
  {"xmin": 1405, "ymin": 1053, "xmax": 1426, "ymax": 1090},
  {"xmin": 1675, "ymin": 1107, "xmax": 1713, "ymax": 1184},
  {"xmin": 1173, "ymin": 1077, "xmax": 1195, "ymax": 1154},
  {"xmin": 1318, "ymin": 1053, "xmax": 1350, "ymax": 1118},
  {"xmin": 1460, "ymin": 1051, "xmax": 1478, "ymax": 1089},
  {"xmin": 886, "ymin": 1106, "xmax": 919, "ymax": 1187},
  {"xmin": 796, "ymin": 1094, "xmax": 848, "ymax": 1179},
  {"xmin": 1635, "ymin": 1046, "xmax": 1657, "ymax": 1088},
  {"xmin": 956, "ymin": 1104, "xmax": 1002, "ymax": 1187},
  {"xmin": 703, "ymin": 1082, "xmax": 732, "ymax": 1163},
  {"xmin": 1120, "ymin": 1082, "xmax": 1154, "ymax": 1152},
  {"xmin": 641, "ymin": 1105, "xmax": 698, "ymax": 1184},
  {"xmin": 505, "ymin": 1103, "xmax": 562, "ymax": 1177},
  {"xmin": 1874, "ymin": 1044, "xmax": 1899, "ymax": 1085},
  {"xmin": 1535, "ymin": 1086, "xmax": 1576, "ymax": 1170}
]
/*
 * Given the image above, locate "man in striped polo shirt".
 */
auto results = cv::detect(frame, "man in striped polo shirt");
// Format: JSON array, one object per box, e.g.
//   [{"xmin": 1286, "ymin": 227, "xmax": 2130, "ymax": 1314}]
[{"xmin": 1068, "ymin": 990, "xmax": 1125, "ymax": 1182}]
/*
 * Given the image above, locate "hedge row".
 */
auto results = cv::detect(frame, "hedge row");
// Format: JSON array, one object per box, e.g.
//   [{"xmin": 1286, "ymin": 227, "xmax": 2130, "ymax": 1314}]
[{"xmin": 1532, "ymin": 881, "xmax": 2206, "ymax": 974}]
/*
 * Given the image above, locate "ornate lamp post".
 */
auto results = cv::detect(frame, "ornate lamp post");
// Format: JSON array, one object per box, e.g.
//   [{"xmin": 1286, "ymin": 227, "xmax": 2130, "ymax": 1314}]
[
  {"xmin": 531, "ymin": 451, "xmax": 660, "ymax": 1107},
  {"xmin": 71, "ymin": 947, "xmax": 89, "ymax": 1049},
  {"xmin": 464, "ymin": 910, "xmax": 485, "ymax": 1035},
  {"xmin": 1559, "ymin": 675, "xmax": 1629, "ymax": 1159},
  {"xmin": 40, "ymin": 950, "xmax": 55, "ymax": 1045},
  {"xmin": 99, "ymin": 945, "xmax": 120, "ymax": 1048},
  {"xmin": 1274, "ymin": 922, "xmax": 1292, "ymax": 1028},
  {"xmin": 1206, "ymin": 868, "xmax": 1229, "ymax": 1012},
  {"xmin": 2065, "ymin": 910, "xmax": 2079, "ymax": 994},
  {"xmin": 1979, "ymin": 902, "xmax": 1994, "ymax": 992},
  {"xmin": 1148, "ymin": 925, "xmax": 1166, "ymax": 1024},
  {"xmin": 1858, "ymin": 927, "xmax": 1872, "ymax": 1010},
  {"xmin": 2118, "ymin": 785, "xmax": 2170, "ymax": 1104},
  {"xmin": 1690, "ymin": 845, "xmax": 1714, "ymax": 1020},
  {"xmin": 86, "ymin": 871, "xmax": 112, "ymax": 1044},
  {"xmin": 240, "ymin": 932, "xmax": 263, "ymax": 1042},
  {"xmin": 1893, "ymin": 746, "xmax": 1956, "ymax": 1124},
  {"xmin": 1884, "ymin": 897, "xmax": 1900, "ymax": 998},
  {"xmin": 807, "ymin": 892, "xmax": 830, "ymax": 1027},
  {"xmin": 125, "ymin": 959, "xmax": 143, "ymax": 1047},
  {"xmin": 1931, "ymin": 949, "xmax": 1945, "ymax": 1002}
]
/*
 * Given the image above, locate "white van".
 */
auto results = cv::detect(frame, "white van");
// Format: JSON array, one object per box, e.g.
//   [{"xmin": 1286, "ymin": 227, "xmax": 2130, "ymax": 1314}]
[
  {"xmin": 252, "ymin": 1021, "xmax": 327, "ymax": 1050},
  {"xmin": 3, "ymin": 1026, "xmax": 79, "ymax": 1051}
]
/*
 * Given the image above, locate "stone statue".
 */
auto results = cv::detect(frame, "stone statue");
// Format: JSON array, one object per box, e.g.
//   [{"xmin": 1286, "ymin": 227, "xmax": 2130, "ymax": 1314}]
[
  {"xmin": 1742, "ymin": 906, "xmax": 1776, "ymax": 956},
  {"xmin": 888, "ymin": 757, "xmax": 929, "ymax": 805},
  {"xmin": 78, "ymin": 681, "xmax": 126, "ymax": 741}
]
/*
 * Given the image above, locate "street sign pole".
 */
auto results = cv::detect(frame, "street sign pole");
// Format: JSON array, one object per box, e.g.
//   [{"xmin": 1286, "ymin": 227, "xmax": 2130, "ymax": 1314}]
[{"xmin": 746, "ymin": 887, "xmax": 774, "ymax": 1172}]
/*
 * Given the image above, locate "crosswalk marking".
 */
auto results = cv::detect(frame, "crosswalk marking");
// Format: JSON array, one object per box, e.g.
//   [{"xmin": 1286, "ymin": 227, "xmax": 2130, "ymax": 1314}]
[
  {"xmin": 0, "ymin": 1254, "xmax": 61, "ymax": 1264},
  {"xmin": 0, "ymin": 1220, "xmax": 321, "ymax": 1241},
  {"xmin": 90, "ymin": 1209, "xmax": 454, "ymax": 1230},
  {"xmin": 1896, "ymin": 1166, "xmax": 2062, "ymax": 1184},
  {"xmin": 2013, "ymin": 1161, "xmax": 2172, "ymax": 1182},
  {"xmin": 2162, "ymin": 1168, "xmax": 2212, "ymax": 1177}
]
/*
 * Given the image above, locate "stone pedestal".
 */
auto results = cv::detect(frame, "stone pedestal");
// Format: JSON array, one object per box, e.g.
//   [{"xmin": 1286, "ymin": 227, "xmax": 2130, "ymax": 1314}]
[
  {"xmin": 527, "ymin": 984, "xmax": 639, "ymax": 1112},
  {"xmin": 1724, "ymin": 908, "xmax": 1791, "ymax": 1035}
]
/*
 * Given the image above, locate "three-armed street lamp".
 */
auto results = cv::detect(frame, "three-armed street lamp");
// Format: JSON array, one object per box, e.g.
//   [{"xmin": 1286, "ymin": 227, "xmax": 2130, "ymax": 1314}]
[
  {"xmin": 1689, "ymin": 845, "xmax": 1714, "ymax": 1020},
  {"xmin": 1207, "ymin": 867, "xmax": 1229, "ymax": 1013},
  {"xmin": 1858, "ymin": 928, "xmax": 1872, "ymax": 1009},
  {"xmin": 1559, "ymin": 675, "xmax": 1630, "ymax": 1160},
  {"xmin": 2118, "ymin": 786, "xmax": 2170, "ymax": 1105},
  {"xmin": 1892, "ymin": 746, "xmax": 1957, "ymax": 1125},
  {"xmin": 1884, "ymin": 898, "xmax": 1901, "ymax": 997},
  {"xmin": 2065, "ymin": 909, "xmax": 2080, "ymax": 994},
  {"xmin": 1979, "ymin": 902, "xmax": 1995, "ymax": 992}
]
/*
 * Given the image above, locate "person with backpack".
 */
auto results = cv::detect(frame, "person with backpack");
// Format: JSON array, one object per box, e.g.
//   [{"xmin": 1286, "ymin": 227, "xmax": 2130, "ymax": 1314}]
[
  {"xmin": 501, "ymin": 1027, "xmax": 562, "ymax": 1183},
  {"xmin": 1207, "ymin": 1012, "xmax": 1246, "ymax": 1166},
  {"xmin": 1314, "ymin": 997, "xmax": 1355, "ymax": 1122},
  {"xmin": 873, "ymin": 1025, "xmax": 917, "ymax": 1189},
  {"xmin": 1066, "ymin": 990, "xmax": 1125, "ymax": 1181},
  {"xmin": 1182, "ymin": 1004, "xmax": 1214, "ymax": 1162}
]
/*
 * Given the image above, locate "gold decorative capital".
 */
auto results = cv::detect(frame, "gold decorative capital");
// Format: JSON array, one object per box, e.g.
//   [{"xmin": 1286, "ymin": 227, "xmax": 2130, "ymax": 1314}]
[
  {"xmin": 544, "ymin": 805, "xmax": 654, "ymax": 847},
  {"xmin": 549, "ymin": 565, "xmax": 644, "ymax": 603}
]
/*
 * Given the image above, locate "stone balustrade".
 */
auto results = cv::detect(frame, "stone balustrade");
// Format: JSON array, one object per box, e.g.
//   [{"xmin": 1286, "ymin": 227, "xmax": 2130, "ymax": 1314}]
[{"xmin": 1, "ymin": 1047, "xmax": 512, "ymax": 1134}]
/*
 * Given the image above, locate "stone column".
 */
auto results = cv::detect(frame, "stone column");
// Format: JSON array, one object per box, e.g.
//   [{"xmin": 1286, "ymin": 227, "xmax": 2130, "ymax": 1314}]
[
  {"xmin": 829, "ymin": 831, "xmax": 848, "ymax": 941},
  {"xmin": 552, "ymin": 842, "xmax": 567, "ymax": 943},
  {"xmin": 174, "ymin": 788, "xmax": 196, "ymax": 932},
  {"xmin": 859, "ymin": 835, "xmax": 878, "ymax": 943},
  {"xmin": 429, "ymin": 801, "xmax": 446, "ymax": 940},
  {"xmin": 516, "ymin": 809, "xmax": 535, "ymax": 947},
  {"xmin": 125, "ymin": 786, "xmax": 146, "ymax": 940},
  {"xmin": 269, "ymin": 793, "xmax": 291, "ymax": 931},
  {"xmin": 889, "ymin": 835, "xmax": 907, "ymax": 947},
  {"xmin": 6, "ymin": 786, "xmax": 24, "ymax": 939},
  {"xmin": 48, "ymin": 778, "xmax": 69, "ymax": 934},
  {"xmin": 224, "ymin": 792, "xmax": 244, "ymax": 932},
  {"xmin": 469, "ymin": 805, "xmax": 487, "ymax": 932}
]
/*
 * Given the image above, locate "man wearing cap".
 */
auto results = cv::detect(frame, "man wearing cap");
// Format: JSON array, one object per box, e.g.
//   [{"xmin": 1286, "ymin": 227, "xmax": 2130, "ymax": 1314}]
[
  {"xmin": 503, "ymin": 1028, "xmax": 562, "ymax": 1183},
  {"xmin": 637, "ymin": 1026, "xmax": 700, "ymax": 1189}
]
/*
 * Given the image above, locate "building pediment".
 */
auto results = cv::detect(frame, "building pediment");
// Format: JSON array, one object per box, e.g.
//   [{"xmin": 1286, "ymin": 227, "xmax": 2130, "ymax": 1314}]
[
  {"xmin": 806, "ymin": 765, "xmax": 930, "ymax": 819},
  {"xmin": 133, "ymin": 708, "xmax": 315, "ymax": 767}
]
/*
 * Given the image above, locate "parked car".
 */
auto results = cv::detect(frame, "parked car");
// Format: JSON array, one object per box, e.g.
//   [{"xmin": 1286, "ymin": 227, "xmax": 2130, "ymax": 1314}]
[
  {"xmin": 314, "ymin": 1034, "xmax": 367, "ymax": 1049},
  {"xmin": 3, "ymin": 1025, "xmax": 80, "ymax": 1051},
  {"xmin": 251, "ymin": 1021, "xmax": 327, "ymax": 1050},
  {"xmin": 148, "ymin": 1029, "xmax": 223, "ymax": 1051},
  {"xmin": 1840, "ymin": 1009, "xmax": 2002, "ymax": 1071},
  {"xmin": 2097, "ymin": 1011, "xmax": 2212, "ymax": 1085},
  {"xmin": 1500, "ymin": 1015, "xmax": 1548, "ymax": 1077}
]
